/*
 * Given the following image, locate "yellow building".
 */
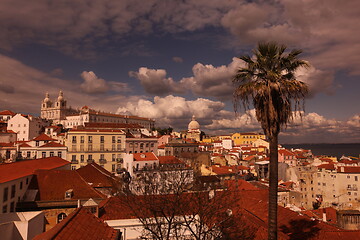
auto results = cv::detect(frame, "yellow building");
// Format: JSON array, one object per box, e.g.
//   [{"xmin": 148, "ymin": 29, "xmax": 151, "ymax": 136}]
[
  {"xmin": 65, "ymin": 127, "xmax": 126, "ymax": 173},
  {"xmin": 231, "ymin": 132, "xmax": 266, "ymax": 146}
]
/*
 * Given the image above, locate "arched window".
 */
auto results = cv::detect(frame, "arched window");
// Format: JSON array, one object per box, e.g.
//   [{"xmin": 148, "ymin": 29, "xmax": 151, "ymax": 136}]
[{"xmin": 57, "ymin": 213, "xmax": 67, "ymax": 223}]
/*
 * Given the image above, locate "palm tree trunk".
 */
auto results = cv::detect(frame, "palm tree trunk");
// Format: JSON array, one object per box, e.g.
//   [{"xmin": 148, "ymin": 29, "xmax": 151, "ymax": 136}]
[{"xmin": 268, "ymin": 135, "xmax": 278, "ymax": 240}]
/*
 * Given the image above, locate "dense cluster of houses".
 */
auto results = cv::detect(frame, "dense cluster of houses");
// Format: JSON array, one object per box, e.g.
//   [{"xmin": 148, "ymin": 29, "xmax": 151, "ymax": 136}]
[{"xmin": 1, "ymin": 93, "xmax": 360, "ymax": 239}]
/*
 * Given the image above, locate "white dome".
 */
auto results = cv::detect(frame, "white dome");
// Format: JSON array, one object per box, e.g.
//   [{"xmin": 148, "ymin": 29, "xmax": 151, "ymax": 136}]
[
  {"xmin": 43, "ymin": 92, "xmax": 51, "ymax": 103},
  {"xmin": 57, "ymin": 90, "xmax": 64, "ymax": 101},
  {"xmin": 188, "ymin": 115, "xmax": 200, "ymax": 130}
]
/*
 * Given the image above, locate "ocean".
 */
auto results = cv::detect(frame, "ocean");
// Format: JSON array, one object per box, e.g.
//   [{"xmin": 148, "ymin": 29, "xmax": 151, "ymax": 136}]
[{"xmin": 282, "ymin": 143, "xmax": 360, "ymax": 158}]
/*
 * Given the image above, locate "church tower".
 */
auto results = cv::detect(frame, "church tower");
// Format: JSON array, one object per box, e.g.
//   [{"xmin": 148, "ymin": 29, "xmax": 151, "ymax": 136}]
[{"xmin": 40, "ymin": 90, "xmax": 69, "ymax": 123}]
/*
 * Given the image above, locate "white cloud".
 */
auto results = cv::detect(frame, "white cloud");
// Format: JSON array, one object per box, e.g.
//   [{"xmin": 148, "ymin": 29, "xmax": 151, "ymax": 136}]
[
  {"xmin": 0, "ymin": 54, "xmax": 137, "ymax": 114},
  {"xmin": 80, "ymin": 71, "xmax": 109, "ymax": 93},
  {"xmin": 129, "ymin": 67, "xmax": 186, "ymax": 95}
]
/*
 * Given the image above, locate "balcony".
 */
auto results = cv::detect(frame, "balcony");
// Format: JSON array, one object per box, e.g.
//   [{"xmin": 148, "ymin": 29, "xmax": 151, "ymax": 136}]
[
  {"xmin": 117, "ymin": 158, "xmax": 123, "ymax": 163},
  {"xmin": 87, "ymin": 159, "xmax": 94, "ymax": 164},
  {"xmin": 99, "ymin": 159, "xmax": 107, "ymax": 164},
  {"xmin": 71, "ymin": 159, "xmax": 79, "ymax": 164},
  {"xmin": 68, "ymin": 148, "xmax": 126, "ymax": 153}
]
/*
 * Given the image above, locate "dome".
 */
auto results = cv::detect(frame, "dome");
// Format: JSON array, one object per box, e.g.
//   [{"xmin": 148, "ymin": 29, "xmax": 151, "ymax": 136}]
[
  {"xmin": 57, "ymin": 90, "xmax": 64, "ymax": 101},
  {"xmin": 43, "ymin": 92, "xmax": 51, "ymax": 103},
  {"xmin": 188, "ymin": 115, "xmax": 200, "ymax": 131}
]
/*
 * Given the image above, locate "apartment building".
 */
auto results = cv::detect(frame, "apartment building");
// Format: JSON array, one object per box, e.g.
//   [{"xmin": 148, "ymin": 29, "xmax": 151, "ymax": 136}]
[
  {"xmin": 231, "ymin": 132, "xmax": 266, "ymax": 146},
  {"xmin": 298, "ymin": 163, "xmax": 360, "ymax": 210},
  {"xmin": 65, "ymin": 127, "xmax": 126, "ymax": 173},
  {"xmin": 7, "ymin": 114, "xmax": 49, "ymax": 141}
]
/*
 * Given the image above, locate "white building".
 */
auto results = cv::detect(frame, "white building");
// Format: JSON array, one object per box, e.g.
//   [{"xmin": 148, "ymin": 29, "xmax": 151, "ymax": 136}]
[
  {"xmin": 7, "ymin": 114, "xmax": 49, "ymax": 141},
  {"xmin": 18, "ymin": 134, "xmax": 67, "ymax": 160}
]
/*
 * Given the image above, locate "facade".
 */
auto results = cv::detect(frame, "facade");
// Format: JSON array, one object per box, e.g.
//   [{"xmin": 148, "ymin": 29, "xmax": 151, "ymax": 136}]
[
  {"xmin": 62, "ymin": 106, "xmax": 155, "ymax": 130},
  {"xmin": 125, "ymin": 135, "xmax": 158, "ymax": 154},
  {"xmin": 164, "ymin": 143, "xmax": 199, "ymax": 157},
  {"xmin": 7, "ymin": 114, "xmax": 49, "ymax": 141},
  {"xmin": 0, "ymin": 110, "xmax": 16, "ymax": 123},
  {"xmin": 65, "ymin": 127, "xmax": 126, "ymax": 172},
  {"xmin": 298, "ymin": 164, "xmax": 360, "ymax": 210},
  {"xmin": 231, "ymin": 132, "xmax": 266, "ymax": 146},
  {"xmin": 185, "ymin": 115, "xmax": 201, "ymax": 142},
  {"xmin": 40, "ymin": 91, "xmax": 78, "ymax": 124},
  {"xmin": 0, "ymin": 157, "xmax": 70, "ymax": 214}
]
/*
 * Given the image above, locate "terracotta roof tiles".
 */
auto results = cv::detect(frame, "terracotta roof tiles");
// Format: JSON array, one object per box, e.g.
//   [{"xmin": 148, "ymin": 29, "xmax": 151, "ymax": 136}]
[
  {"xmin": 33, "ymin": 207, "xmax": 119, "ymax": 240},
  {"xmin": 0, "ymin": 157, "xmax": 70, "ymax": 183}
]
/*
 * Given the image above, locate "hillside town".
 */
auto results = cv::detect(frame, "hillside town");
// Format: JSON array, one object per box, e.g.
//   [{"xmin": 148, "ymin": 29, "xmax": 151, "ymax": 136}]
[{"xmin": 0, "ymin": 91, "xmax": 360, "ymax": 239}]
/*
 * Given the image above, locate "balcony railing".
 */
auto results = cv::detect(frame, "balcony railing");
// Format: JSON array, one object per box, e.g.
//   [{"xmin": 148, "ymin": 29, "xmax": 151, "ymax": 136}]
[
  {"xmin": 87, "ymin": 159, "xmax": 94, "ymax": 164},
  {"xmin": 71, "ymin": 159, "xmax": 79, "ymax": 164},
  {"xmin": 68, "ymin": 148, "xmax": 125, "ymax": 153},
  {"xmin": 117, "ymin": 158, "xmax": 123, "ymax": 163},
  {"xmin": 99, "ymin": 159, "xmax": 107, "ymax": 164}
]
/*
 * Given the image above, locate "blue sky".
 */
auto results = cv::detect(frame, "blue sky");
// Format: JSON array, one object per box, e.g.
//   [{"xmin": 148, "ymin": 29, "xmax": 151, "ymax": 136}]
[{"xmin": 0, "ymin": 0, "xmax": 359, "ymax": 143}]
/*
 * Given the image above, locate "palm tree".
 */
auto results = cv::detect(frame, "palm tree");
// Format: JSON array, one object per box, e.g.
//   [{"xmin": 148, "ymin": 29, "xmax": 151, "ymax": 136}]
[{"xmin": 233, "ymin": 42, "xmax": 309, "ymax": 240}]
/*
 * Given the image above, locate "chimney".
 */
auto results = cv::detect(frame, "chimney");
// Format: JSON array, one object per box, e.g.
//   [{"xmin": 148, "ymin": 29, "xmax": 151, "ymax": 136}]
[{"xmin": 322, "ymin": 208, "xmax": 327, "ymax": 222}]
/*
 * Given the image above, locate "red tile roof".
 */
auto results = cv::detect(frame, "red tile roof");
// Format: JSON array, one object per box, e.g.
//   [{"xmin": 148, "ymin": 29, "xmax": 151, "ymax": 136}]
[
  {"xmin": 39, "ymin": 141, "xmax": 66, "ymax": 148},
  {"xmin": 0, "ymin": 142, "xmax": 15, "ymax": 147},
  {"xmin": 0, "ymin": 157, "xmax": 70, "ymax": 183},
  {"xmin": 337, "ymin": 166, "xmax": 360, "ymax": 173},
  {"xmin": 33, "ymin": 133, "xmax": 56, "ymax": 141},
  {"xmin": 0, "ymin": 110, "xmax": 16, "ymax": 116},
  {"xmin": 32, "ymin": 169, "xmax": 104, "ymax": 201},
  {"xmin": 158, "ymin": 156, "xmax": 183, "ymax": 165},
  {"xmin": 76, "ymin": 163, "xmax": 117, "ymax": 188},
  {"xmin": 133, "ymin": 152, "xmax": 158, "ymax": 161},
  {"xmin": 301, "ymin": 207, "xmax": 338, "ymax": 224},
  {"xmin": 317, "ymin": 163, "xmax": 335, "ymax": 171},
  {"xmin": 278, "ymin": 149, "xmax": 296, "ymax": 156},
  {"xmin": 18, "ymin": 142, "xmax": 32, "ymax": 147},
  {"xmin": 33, "ymin": 207, "xmax": 119, "ymax": 240}
]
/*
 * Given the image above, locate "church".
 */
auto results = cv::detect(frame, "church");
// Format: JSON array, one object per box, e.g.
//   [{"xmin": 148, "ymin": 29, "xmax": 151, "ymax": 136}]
[
  {"xmin": 40, "ymin": 91, "xmax": 155, "ymax": 130},
  {"xmin": 185, "ymin": 115, "xmax": 201, "ymax": 142}
]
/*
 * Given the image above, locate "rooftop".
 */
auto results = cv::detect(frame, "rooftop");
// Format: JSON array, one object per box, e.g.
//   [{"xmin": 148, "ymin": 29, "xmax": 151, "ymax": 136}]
[
  {"xmin": 33, "ymin": 207, "xmax": 119, "ymax": 240},
  {"xmin": 0, "ymin": 157, "xmax": 70, "ymax": 183}
]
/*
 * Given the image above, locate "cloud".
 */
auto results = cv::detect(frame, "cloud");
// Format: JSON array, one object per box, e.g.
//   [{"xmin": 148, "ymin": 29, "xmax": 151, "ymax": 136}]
[
  {"xmin": 129, "ymin": 67, "xmax": 186, "ymax": 95},
  {"xmin": 172, "ymin": 56, "xmax": 183, "ymax": 63},
  {"xmin": 0, "ymin": 54, "xmax": 137, "ymax": 114},
  {"xmin": 182, "ymin": 57, "xmax": 243, "ymax": 99},
  {"xmin": 117, "ymin": 95, "xmax": 225, "ymax": 128},
  {"xmin": 80, "ymin": 71, "xmax": 109, "ymax": 93}
]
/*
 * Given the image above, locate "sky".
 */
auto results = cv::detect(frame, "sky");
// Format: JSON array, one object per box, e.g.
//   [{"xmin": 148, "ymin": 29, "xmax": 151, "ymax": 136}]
[{"xmin": 0, "ymin": 0, "xmax": 359, "ymax": 144}]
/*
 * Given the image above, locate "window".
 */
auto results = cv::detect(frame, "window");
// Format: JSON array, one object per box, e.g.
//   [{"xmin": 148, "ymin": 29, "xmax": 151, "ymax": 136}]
[
  {"xmin": 36, "ymin": 141, "xmax": 39, "ymax": 147},
  {"xmin": 50, "ymin": 151, "xmax": 54, "ymax": 157},
  {"xmin": 72, "ymin": 136, "xmax": 77, "ymax": 143},
  {"xmin": 42, "ymin": 152, "xmax": 46, "ymax": 158},
  {"xmin": 11, "ymin": 185, "xmax": 15, "ymax": 198},
  {"xmin": 112, "ymin": 144, "xmax": 115, "ymax": 151},
  {"xmin": 20, "ymin": 181, "xmax": 23, "ymax": 190},
  {"xmin": 3, "ymin": 187, "xmax": 8, "ymax": 202},
  {"xmin": 112, "ymin": 164, "xmax": 116, "ymax": 172},
  {"xmin": 80, "ymin": 155, "xmax": 84, "ymax": 163},
  {"xmin": 355, "ymin": 176, "xmax": 358, "ymax": 181},
  {"xmin": 100, "ymin": 136, "xmax": 104, "ymax": 143},
  {"xmin": 58, "ymin": 151, "xmax": 62, "ymax": 158},
  {"xmin": 117, "ymin": 137, "xmax": 121, "ymax": 143},
  {"xmin": 88, "ymin": 136, "xmax": 92, "ymax": 143},
  {"xmin": 88, "ymin": 144, "xmax": 92, "ymax": 151},
  {"xmin": 112, "ymin": 136, "xmax": 115, "ymax": 143},
  {"xmin": 10, "ymin": 202, "xmax": 15, "ymax": 212},
  {"xmin": 57, "ymin": 213, "xmax": 67, "ymax": 223},
  {"xmin": 100, "ymin": 154, "xmax": 104, "ymax": 160},
  {"xmin": 72, "ymin": 155, "xmax": 76, "ymax": 161},
  {"xmin": 27, "ymin": 151, "xmax": 31, "ymax": 158},
  {"xmin": 80, "ymin": 136, "xmax": 84, "ymax": 143},
  {"xmin": 140, "ymin": 143, "xmax": 144, "ymax": 149},
  {"xmin": 2, "ymin": 205, "xmax": 7, "ymax": 213},
  {"xmin": 112, "ymin": 154, "xmax": 115, "ymax": 162},
  {"xmin": 26, "ymin": 178, "xmax": 29, "ymax": 184},
  {"xmin": 71, "ymin": 166, "xmax": 76, "ymax": 170},
  {"xmin": 88, "ymin": 154, "xmax": 93, "ymax": 160},
  {"xmin": 100, "ymin": 144, "xmax": 104, "ymax": 151}
]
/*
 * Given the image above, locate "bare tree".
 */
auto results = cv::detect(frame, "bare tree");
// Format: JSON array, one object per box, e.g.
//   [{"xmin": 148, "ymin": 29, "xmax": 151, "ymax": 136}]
[{"xmin": 122, "ymin": 171, "xmax": 255, "ymax": 240}]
